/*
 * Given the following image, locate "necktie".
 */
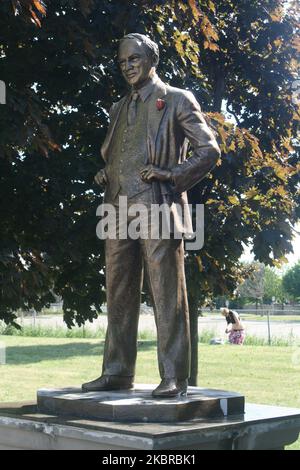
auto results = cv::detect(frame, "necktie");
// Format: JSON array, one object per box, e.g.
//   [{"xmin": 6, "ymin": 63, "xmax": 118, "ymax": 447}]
[{"xmin": 127, "ymin": 91, "xmax": 139, "ymax": 126}]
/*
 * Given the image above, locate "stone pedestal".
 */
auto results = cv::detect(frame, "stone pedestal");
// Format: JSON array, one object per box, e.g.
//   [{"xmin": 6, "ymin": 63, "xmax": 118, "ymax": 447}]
[
  {"xmin": 0, "ymin": 401, "xmax": 300, "ymax": 450},
  {"xmin": 37, "ymin": 385, "xmax": 245, "ymax": 422},
  {"xmin": 0, "ymin": 385, "xmax": 300, "ymax": 449}
]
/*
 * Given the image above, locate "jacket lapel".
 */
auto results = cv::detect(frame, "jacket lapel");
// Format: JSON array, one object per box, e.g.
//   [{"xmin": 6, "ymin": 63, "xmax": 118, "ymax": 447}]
[
  {"xmin": 101, "ymin": 78, "xmax": 169, "ymax": 163},
  {"xmin": 146, "ymin": 79, "xmax": 168, "ymax": 164},
  {"xmin": 101, "ymin": 95, "xmax": 128, "ymax": 161}
]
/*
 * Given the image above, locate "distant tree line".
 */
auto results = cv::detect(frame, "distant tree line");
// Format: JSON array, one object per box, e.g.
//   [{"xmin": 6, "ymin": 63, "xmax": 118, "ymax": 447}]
[{"xmin": 213, "ymin": 261, "xmax": 300, "ymax": 309}]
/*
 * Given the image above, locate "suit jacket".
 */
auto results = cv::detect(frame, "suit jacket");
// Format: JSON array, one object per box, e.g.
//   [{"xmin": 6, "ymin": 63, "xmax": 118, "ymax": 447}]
[{"xmin": 101, "ymin": 77, "xmax": 221, "ymax": 235}]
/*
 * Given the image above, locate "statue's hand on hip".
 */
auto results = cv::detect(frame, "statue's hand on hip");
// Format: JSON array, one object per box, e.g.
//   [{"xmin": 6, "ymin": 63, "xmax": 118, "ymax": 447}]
[
  {"xmin": 94, "ymin": 169, "xmax": 107, "ymax": 187},
  {"xmin": 140, "ymin": 165, "xmax": 173, "ymax": 183}
]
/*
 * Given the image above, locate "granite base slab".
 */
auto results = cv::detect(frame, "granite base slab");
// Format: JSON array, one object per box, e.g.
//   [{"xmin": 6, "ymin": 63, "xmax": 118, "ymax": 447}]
[
  {"xmin": 37, "ymin": 384, "xmax": 245, "ymax": 423},
  {"xmin": 0, "ymin": 402, "xmax": 300, "ymax": 449}
]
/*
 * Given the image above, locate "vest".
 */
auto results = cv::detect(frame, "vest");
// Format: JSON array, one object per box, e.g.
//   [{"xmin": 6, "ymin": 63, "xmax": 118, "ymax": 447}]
[{"xmin": 105, "ymin": 96, "xmax": 152, "ymax": 203}]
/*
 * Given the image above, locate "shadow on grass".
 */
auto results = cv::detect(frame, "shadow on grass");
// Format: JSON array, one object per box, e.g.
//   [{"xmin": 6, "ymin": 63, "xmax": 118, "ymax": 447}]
[{"xmin": 4, "ymin": 340, "xmax": 157, "ymax": 365}]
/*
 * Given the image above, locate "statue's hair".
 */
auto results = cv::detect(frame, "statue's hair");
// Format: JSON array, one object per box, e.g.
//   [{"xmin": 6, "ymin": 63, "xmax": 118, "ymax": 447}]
[{"xmin": 119, "ymin": 33, "xmax": 159, "ymax": 67}]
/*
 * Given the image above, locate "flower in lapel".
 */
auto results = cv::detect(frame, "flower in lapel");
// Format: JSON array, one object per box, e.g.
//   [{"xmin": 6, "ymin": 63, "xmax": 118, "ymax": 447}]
[{"xmin": 156, "ymin": 98, "xmax": 165, "ymax": 111}]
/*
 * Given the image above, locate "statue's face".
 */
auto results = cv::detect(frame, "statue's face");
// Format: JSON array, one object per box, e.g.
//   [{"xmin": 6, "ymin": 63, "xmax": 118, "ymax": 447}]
[{"xmin": 118, "ymin": 39, "xmax": 154, "ymax": 88}]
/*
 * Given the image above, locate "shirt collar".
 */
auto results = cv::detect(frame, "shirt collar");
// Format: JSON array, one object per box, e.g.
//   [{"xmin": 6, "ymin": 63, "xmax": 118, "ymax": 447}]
[{"xmin": 131, "ymin": 73, "xmax": 159, "ymax": 103}]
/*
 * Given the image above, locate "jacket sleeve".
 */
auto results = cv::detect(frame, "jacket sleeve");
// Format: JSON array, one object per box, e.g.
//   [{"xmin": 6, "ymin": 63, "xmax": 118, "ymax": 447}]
[
  {"xmin": 108, "ymin": 102, "xmax": 117, "ymax": 121},
  {"xmin": 171, "ymin": 91, "xmax": 221, "ymax": 193}
]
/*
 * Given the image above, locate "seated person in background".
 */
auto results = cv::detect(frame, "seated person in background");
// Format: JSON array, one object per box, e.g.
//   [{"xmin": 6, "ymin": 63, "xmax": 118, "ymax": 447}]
[{"xmin": 220, "ymin": 307, "xmax": 245, "ymax": 345}]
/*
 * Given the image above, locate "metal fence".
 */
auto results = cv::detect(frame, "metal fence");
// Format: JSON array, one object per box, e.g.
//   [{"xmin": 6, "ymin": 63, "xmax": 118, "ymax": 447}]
[{"xmin": 202, "ymin": 306, "xmax": 300, "ymax": 316}]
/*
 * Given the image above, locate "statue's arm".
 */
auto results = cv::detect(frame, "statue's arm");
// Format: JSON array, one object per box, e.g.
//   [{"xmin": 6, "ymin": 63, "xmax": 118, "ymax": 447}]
[
  {"xmin": 170, "ymin": 92, "xmax": 221, "ymax": 193},
  {"xmin": 108, "ymin": 102, "xmax": 117, "ymax": 121},
  {"xmin": 95, "ymin": 103, "xmax": 117, "ymax": 186}
]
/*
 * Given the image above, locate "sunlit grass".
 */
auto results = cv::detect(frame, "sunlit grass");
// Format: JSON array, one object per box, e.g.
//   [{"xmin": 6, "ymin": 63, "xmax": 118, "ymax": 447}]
[{"xmin": 0, "ymin": 335, "xmax": 299, "ymax": 449}]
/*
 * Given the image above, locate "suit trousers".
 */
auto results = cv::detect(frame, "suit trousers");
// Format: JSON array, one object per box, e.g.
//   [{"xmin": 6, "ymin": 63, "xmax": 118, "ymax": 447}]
[{"xmin": 102, "ymin": 215, "xmax": 191, "ymax": 380}]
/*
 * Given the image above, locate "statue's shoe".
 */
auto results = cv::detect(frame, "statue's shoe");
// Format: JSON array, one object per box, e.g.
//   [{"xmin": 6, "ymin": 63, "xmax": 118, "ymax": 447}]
[
  {"xmin": 82, "ymin": 375, "xmax": 134, "ymax": 392},
  {"xmin": 152, "ymin": 378, "xmax": 188, "ymax": 398}
]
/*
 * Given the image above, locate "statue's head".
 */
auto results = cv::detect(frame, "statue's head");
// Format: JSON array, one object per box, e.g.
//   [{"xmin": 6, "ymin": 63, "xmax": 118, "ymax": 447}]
[{"xmin": 118, "ymin": 33, "xmax": 159, "ymax": 88}]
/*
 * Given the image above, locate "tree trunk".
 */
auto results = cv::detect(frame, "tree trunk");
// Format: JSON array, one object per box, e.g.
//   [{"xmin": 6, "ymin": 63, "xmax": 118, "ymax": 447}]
[
  {"xmin": 213, "ymin": 75, "xmax": 225, "ymax": 112},
  {"xmin": 189, "ymin": 298, "xmax": 199, "ymax": 386}
]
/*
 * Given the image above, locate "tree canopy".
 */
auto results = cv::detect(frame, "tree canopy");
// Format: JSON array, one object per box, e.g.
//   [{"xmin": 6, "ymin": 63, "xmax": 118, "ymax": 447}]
[
  {"xmin": 237, "ymin": 262, "xmax": 265, "ymax": 302},
  {"xmin": 235, "ymin": 262, "xmax": 286, "ymax": 304},
  {"xmin": 282, "ymin": 261, "xmax": 300, "ymax": 301},
  {"xmin": 0, "ymin": 0, "xmax": 299, "ymax": 327},
  {"xmin": 263, "ymin": 265, "xmax": 286, "ymax": 303}
]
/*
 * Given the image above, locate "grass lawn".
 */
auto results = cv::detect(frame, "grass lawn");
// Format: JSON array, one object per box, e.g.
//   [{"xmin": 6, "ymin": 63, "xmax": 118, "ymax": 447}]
[{"xmin": 1, "ymin": 335, "xmax": 300, "ymax": 450}]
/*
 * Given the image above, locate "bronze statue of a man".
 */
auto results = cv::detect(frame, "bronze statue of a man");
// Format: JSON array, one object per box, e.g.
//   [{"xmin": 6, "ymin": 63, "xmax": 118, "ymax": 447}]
[{"xmin": 82, "ymin": 33, "xmax": 220, "ymax": 397}]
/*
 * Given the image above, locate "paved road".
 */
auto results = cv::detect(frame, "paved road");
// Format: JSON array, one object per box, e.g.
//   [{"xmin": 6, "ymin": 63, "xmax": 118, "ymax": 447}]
[{"xmin": 16, "ymin": 312, "xmax": 300, "ymax": 341}]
